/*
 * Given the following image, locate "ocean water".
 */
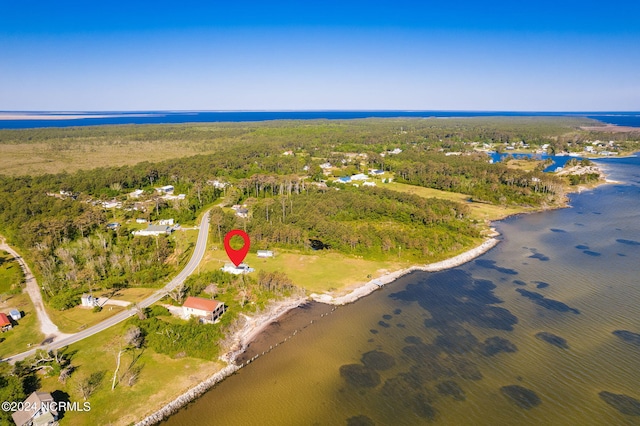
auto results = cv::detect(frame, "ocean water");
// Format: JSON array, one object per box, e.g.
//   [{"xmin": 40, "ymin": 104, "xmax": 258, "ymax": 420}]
[
  {"xmin": 0, "ymin": 111, "xmax": 639, "ymax": 129},
  {"xmin": 162, "ymin": 155, "xmax": 640, "ymax": 426}
]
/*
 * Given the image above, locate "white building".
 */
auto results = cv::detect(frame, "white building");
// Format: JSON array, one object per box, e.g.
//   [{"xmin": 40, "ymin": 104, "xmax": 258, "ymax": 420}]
[
  {"xmin": 157, "ymin": 185, "xmax": 174, "ymax": 194},
  {"xmin": 133, "ymin": 225, "xmax": 172, "ymax": 236},
  {"xmin": 182, "ymin": 296, "xmax": 226, "ymax": 323},
  {"xmin": 257, "ymin": 250, "xmax": 274, "ymax": 258},
  {"xmin": 158, "ymin": 218, "xmax": 174, "ymax": 226},
  {"xmin": 221, "ymin": 263, "xmax": 254, "ymax": 275}
]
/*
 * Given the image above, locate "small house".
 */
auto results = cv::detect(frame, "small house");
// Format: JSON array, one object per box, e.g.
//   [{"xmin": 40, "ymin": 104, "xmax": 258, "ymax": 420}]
[
  {"xmin": 257, "ymin": 250, "xmax": 274, "ymax": 258},
  {"xmin": 11, "ymin": 392, "xmax": 58, "ymax": 426},
  {"xmin": 80, "ymin": 294, "xmax": 99, "ymax": 307},
  {"xmin": 362, "ymin": 181, "xmax": 376, "ymax": 187},
  {"xmin": 157, "ymin": 185, "xmax": 174, "ymax": 194},
  {"xmin": 0, "ymin": 313, "xmax": 12, "ymax": 331},
  {"xmin": 129, "ymin": 189, "xmax": 144, "ymax": 198},
  {"xmin": 133, "ymin": 225, "xmax": 172, "ymax": 236},
  {"xmin": 350, "ymin": 173, "xmax": 369, "ymax": 181},
  {"xmin": 106, "ymin": 222, "xmax": 120, "ymax": 230},
  {"xmin": 221, "ymin": 262, "xmax": 254, "ymax": 275},
  {"xmin": 9, "ymin": 309, "xmax": 21, "ymax": 321},
  {"xmin": 136, "ymin": 218, "xmax": 148, "ymax": 224},
  {"xmin": 235, "ymin": 208, "xmax": 249, "ymax": 218},
  {"xmin": 182, "ymin": 296, "xmax": 226, "ymax": 323},
  {"xmin": 158, "ymin": 218, "xmax": 174, "ymax": 226}
]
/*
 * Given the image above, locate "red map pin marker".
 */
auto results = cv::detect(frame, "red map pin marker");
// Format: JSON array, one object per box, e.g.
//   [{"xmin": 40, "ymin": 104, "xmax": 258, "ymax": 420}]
[{"xmin": 224, "ymin": 229, "xmax": 250, "ymax": 267}]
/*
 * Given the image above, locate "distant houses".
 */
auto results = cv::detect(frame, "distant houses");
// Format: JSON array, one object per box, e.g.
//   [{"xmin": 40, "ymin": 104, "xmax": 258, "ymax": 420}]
[
  {"xmin": 11, "ymin": 392, "xmax": 58, "ymax": 426},
  {"xmin": 182, "ymin": 296, "xmax": 226, "ymax": 323}
]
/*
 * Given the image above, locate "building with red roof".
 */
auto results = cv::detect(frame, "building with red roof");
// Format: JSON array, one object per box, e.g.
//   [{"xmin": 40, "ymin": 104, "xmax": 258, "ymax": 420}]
[
  {"xmin": 182, "ymin": 296, "xmax": 225, "ymax": 323},
  {"xmin": 0, "ymin": 312, "xmax": 13, "ymax": 331}
]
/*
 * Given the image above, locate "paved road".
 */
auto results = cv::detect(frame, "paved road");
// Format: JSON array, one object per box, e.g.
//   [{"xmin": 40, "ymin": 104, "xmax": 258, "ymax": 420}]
[
  {"xmin": 2, "ymin": 210, "xmax": 211, "ymax": 363},
  {"xmin": 0, "ymin": 238, "xmax": 67, "ymax": 338}
]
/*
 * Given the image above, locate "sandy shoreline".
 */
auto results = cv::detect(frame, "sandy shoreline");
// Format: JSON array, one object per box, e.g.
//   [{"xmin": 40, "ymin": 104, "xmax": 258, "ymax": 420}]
[{"xmin": 134, "ymin": 235, "xmax": 501, "ymax": 425}]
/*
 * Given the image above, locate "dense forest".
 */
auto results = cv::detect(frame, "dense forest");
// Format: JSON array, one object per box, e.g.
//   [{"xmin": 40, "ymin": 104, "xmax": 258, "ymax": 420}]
[{"xmin": 1, "ymin": 118, "xmax": 638, "ymax": 310}]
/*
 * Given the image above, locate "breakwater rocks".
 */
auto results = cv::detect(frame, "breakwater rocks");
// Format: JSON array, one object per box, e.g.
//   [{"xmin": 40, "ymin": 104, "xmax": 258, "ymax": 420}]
[{"xmin": 134, "ymin": 364, "xmax": 240, "ymax": 426}]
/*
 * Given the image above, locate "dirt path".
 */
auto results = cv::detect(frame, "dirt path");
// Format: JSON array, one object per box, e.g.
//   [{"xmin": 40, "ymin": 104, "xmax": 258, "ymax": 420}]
[{"xmin": 0, "ymin": 237, "xmax": 71, "ymax": 342}]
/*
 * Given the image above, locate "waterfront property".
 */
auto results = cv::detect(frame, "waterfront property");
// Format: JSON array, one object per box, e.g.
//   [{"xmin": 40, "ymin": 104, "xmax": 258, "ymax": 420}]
[
  {"xmin": 11, "ymin": 392, "xmax": 58, "ymax": 426},
  {"xmin": 221, "ymin": 262, "xmax": 254, "ymax": 274},
  {"xmin": 257, "ymin": 250, "xmax": 274, "ymax": 258},
  {"xmin": 182, "ymin": 296, "xmax": 226, "ymax": 323},
  {"xmin": 0, "ymin": 312, "xmax": 12, "ymax": 331}
]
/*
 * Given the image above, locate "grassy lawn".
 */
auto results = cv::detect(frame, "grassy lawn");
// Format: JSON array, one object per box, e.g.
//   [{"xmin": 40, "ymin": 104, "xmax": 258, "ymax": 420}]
[
  {"xmin": 47, "ymin": 305, "xmax": 128, "ymax": 334},
  {"xmin": 0, "ymin": 250, "xmax": 24, "ymax": 294},
  {"xmin": 384, "ymin": 181, "xmax": 534, "ymax": 221},
  {"xmin": 0, "ymin": 292, "xmax": 44, "ymax": 358},
  {"xmin": 36, "ymin": 318, "xmax": 224, "ymax": 426},
  {"xmin": 201, "ymin": 243, "xmax": 408, "ymax": 294}
]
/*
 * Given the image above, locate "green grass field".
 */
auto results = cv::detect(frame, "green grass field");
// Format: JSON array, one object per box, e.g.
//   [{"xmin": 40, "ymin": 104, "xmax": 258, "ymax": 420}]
[
  {"xmin": 35, "ymin": 318, "xmax": 223, "ymax": 426},
  {"xmin": 0, "ymin": 292, "xmax": 44, "ymax": 358},
  {"xmin": 384, "ymin": 181, "xmax": 534, "ymax": 221},
  {"xmin": 0, "ymin": 250, "xmax": 24, "ymax": 294}
]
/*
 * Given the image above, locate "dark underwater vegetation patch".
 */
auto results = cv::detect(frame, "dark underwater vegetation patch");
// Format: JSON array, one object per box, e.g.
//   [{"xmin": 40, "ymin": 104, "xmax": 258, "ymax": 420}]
[
  {"xmin": 434, "ymin": 327, "xmax": 479, "ymax": 355},
  {"xmin": 516, "ymin": 288, "xmax": 580, "ymax": 314},
  {"xmin": 612, "ymin": 330, "xmax": 640, "ymax": 348},
  {"xmin": 534, "ymin": 281, "xmax": 550, "ymax": 289},
  {"xmin": 599, "ymin": 391, "xmax": 640, "ymax": 416},
  {"xmin": 412, "ymin": 393, "xmax": 438, "ymax": 420},
  {"xmin": 407, "ymin": 356, "xmax": 454, "ymax": 383},
  {"xmin": 393, "ymin": 308, "xmax": 402, "ymax": 315},
  {"xmin": 501, "ymin": 385, "xmax": 541, "ymax": 409},
  {"xmin": 528, "ymin": 253, "xmax": 550, "ymax": 261},
  {"xmin": 436, "ymin": 380, "xmax": 466, "ymax": 401},
  {"xmin": 550, "ymin": 228, "xmax": 567, "ymax": 233},
  {"xmin": 451, "ymin": 357, "xmax": 482, "ymax": 380},
  {"xmin": 592, "ymin": 212, "xmax": 602, "ymax": 215},
  {"xmin": 575, "ymin": 245, "xmax": 590, "ymax": 250},
  {"xmin": 391, "ymin": 269, "xmax": 519, "ymax": 331},
  {"xmin": 583, "ymin": 250, "xmax": 601, "ymax": 256},
  {"xmin": 396, "ymin": 323, "xmax": 405, "ymax": 328},
  {"xmin": 535, "ymin": 332, "xmax": 569, "ymax": 349},
  {"xmin": 382, "ymin": 314, "xmax": 392, "ymax": 320},
  {"xmin": 574, "ymin": 223, "xmax": 585, "ymax": 226},
  {"xmin": 513, "ymin": 279, "xmax": 527, "ymax": 286},
  {"xmin": 378, "ymin": 321, "xmax": 390, "ymax": 328},
  {"xmin": 380, "ymin": 376, "xmax": 438, "ymax": 420},
  {"xmin": 404, "ymin": 336, "xmax": 422, "ymax": 345},
  {"xmin": 617, "ymin": 253, "xmax": 627, "ymax": 257},
  {"xmin": 346, "ymin": 415, "xmax": 375, "ymax": 426},
  {"xmin": 617, "ymin": 239, "xmax": 640, "ymax": 246},
  {"xmin": 361, "ymin": 350, "xmax": 396, "ymax": 371},
  {"xmin": 479, "ymin": 336, "xmax": 518, "ymax": 356},
  {"xmin": 474, "ymin": 259, "xmax": 519, "ymax": 275},
  {"xmin": 370, "ymin": 329, "xmax": 378, "ymax": 334},
  {"xmin": 340, "ymin": 364, "xmax": 381, "ymax": 388}
]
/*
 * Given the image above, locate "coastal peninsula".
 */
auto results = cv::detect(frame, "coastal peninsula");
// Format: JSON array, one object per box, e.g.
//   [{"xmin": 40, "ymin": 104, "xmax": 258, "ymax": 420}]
[{"xmin": 0, "ymin": 117, "xmax": 637, "ymax": 425}]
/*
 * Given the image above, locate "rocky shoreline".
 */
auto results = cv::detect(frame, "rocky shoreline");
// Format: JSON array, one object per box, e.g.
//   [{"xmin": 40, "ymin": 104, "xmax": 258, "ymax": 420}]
[{"xmin": 134, "ymin": 236, "xmax": 501, "ymax": 425}]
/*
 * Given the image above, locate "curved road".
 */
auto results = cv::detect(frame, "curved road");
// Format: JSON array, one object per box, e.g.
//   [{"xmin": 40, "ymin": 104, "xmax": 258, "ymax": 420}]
[{"xmin": 2, "ymin": 210, "xmax": 211, "ymax": 363}]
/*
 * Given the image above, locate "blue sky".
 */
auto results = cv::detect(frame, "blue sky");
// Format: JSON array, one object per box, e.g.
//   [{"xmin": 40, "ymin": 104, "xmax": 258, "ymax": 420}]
[{"xmin": 1, "ymin": 1, "xmax": 639, "ymax": 111}]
